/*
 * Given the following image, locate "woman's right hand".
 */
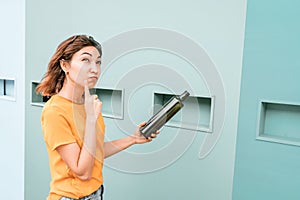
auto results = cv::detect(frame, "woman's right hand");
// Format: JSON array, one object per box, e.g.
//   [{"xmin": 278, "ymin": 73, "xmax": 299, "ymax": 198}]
[{"xmin": 84, "ymin": 80, "xmax": 102, "ymax": 120}]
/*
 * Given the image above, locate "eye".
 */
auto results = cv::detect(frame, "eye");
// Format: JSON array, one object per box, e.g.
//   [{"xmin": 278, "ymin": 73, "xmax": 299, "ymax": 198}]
[
  {"xmin": 96, "ymin": 60, "xmax": 101, "ymax": 65},
  {"xmin": 82, "ymin": 58, "xmax": 90, "ymax": 62}
]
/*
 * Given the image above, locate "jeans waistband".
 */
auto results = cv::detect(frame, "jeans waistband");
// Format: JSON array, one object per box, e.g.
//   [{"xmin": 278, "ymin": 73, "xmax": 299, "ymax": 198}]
[
  {"xmin": 60, "ymin": 185, "xmax": 104, "ymax": 200},
  {"xmin": 88, "ymin": 185, "xmax": 104, "ymax": 199}
]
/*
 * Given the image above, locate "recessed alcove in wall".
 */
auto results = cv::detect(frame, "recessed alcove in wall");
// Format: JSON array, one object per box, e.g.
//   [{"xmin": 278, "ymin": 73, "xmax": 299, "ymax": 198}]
[
  {"xmin": 92, "ymin": 88, "xmax": 124, "ymax": 119},
  {"xmin": 153, "ymin": 92, "xmax": 214, "ymax": 132},
  {"xmin": 257, "ymin": 100, "xmax": 300, "ymax": 146},
  {"xmin": 31, "ymin": 81, "xmax": 124, "ymax": 119},
  {"xmin": 0, "ymin": 78, "xmax": 16, "ymax": 101},
  {"xmin": 30, "ymin": 81, "xmax": 49, "ymax": 106}
]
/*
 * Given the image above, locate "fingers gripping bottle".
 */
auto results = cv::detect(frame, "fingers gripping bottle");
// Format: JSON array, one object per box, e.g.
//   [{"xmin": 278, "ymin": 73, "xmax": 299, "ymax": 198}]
[{"xmin": 140, "ymin": 91, "xmax": 190, "ymax": 138}]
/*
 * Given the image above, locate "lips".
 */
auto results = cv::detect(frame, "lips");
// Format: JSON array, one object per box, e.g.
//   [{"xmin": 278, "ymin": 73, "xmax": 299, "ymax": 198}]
[{"xmin": 88, "ymin": 76, "xmax": 98, "ymax": 81}]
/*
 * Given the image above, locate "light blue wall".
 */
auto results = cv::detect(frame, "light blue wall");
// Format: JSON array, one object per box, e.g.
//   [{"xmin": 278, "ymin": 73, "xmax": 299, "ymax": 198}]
[
  {"xmin": 25, "ymin": 1, "xmax": 246, "ymax": 200},
  {"xmin": 233, "ymin": 0, "xmax": 300, "ymax": 199},
  {"xmin": 0, "ymin": 0, "xmax": 25, "ymax": 199}
]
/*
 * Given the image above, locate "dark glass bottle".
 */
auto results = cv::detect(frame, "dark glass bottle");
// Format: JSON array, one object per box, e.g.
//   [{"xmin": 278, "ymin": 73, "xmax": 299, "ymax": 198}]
[{"xmin": 140, "ymin": 91, "xmax": 190, "ymax": 138}]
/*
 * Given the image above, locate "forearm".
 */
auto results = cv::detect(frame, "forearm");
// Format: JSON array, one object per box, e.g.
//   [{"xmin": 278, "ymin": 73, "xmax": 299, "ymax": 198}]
[
  {"xmin": 103, "ymin": 122, "xmax": 155, "ymax": 159},
  {"xmin": 104, "ymin": 136, "xmax": 135, "ymax": 158},
  {"xmin": 76, "ymin": 117, "xmax": 97, "ymax": 179}
]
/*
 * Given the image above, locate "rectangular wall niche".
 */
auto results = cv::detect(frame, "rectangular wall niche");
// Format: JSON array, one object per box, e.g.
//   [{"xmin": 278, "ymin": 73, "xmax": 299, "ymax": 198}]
[
  {"xmin": 257, "ymin": 100, "xmax": 300, "ymax": 146},
  {"xmin": 92, "ymin": 88, "xmax": 124, "ymax": 119},
  {"xmin": 31, "ymin": 81, "xmax": 50, "ymax": 106},
  {"xmin": 153, "ymin": 92, "xmax": 214, "ymax": 132},
  {"xmin": 0, "ymin": 78, "xmax": 16, "ymax": 101},
  {"xmin": 31, "ymin": 82, "xmax": 124, "ymax": 120}
]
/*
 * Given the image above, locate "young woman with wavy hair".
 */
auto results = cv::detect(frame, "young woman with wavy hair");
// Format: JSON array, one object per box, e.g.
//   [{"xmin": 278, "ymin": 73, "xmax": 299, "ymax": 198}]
[{"xmin": 36, "ymin": 35, "xmax": 157, "ymax": 200}]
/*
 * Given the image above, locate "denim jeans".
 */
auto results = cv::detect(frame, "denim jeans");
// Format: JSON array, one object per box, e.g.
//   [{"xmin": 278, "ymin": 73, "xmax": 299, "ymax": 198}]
[{"xmin": 60, "ymin": 185, "xmax": 104, "ymax": 200}]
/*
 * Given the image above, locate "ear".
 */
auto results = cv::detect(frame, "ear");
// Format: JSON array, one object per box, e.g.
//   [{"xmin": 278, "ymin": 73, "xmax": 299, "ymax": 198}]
[{"xmin": 60, "ymin": 59, "xmax": 70, "ymax": 73}]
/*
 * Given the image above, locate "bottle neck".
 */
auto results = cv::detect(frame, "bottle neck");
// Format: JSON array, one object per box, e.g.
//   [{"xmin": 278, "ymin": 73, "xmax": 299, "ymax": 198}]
[{"xmin": 179, "ymin": 91, "xmax": 190, "ymax": 101}]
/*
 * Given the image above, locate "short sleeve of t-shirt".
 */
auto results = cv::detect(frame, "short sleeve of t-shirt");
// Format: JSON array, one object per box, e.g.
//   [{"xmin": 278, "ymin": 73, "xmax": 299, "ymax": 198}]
[{"xmin": 42, "ymin": 108, "xmax": 76, "ymax": 151}]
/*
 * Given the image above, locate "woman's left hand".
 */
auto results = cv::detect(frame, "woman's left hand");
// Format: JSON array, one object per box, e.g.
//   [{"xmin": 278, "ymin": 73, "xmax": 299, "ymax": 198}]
[{"xmin": 131, "ymin": 122, "xmax": 159, "ymax": 144}]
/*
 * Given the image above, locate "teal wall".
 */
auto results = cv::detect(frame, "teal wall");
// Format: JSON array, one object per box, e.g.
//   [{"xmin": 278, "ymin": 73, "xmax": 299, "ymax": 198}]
[
  {"xmin": 233, "ymin": 0, "xmax": 300, "ymax": 199},
  {"xmin": 25, "ymin": 0, "xmax": 246, "ymax": 200}
]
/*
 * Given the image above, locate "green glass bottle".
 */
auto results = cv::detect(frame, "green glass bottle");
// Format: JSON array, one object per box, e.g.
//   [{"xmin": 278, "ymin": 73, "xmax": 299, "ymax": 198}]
[{"xmin": 140, "ymin": 91, "xmax": 190, "ymax": 138}]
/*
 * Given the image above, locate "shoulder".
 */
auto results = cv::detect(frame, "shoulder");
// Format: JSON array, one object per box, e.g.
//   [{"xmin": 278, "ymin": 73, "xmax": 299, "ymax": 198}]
[
  {"xmin": 43, "ymin": 95, "xmax": 70, "ymax": 112},
  {"xmin": 42, "ymin": 95, "xmax": 71, "ymax": 121}
]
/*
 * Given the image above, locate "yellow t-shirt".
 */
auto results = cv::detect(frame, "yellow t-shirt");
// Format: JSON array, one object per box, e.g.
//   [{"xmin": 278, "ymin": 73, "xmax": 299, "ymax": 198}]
[{"xmin": 41, "ymin": 95, "xmax": 105, "ymax": 200}]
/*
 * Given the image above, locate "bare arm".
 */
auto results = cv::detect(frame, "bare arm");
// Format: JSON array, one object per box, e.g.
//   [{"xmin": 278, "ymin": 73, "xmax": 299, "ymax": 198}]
[
  {"xmin": 56, "ymin": 81, "xmax": 102, "ymax": 180},
  {"xmin": 104, "ymin": 122, "xmax": 158, "ymax": 158}
]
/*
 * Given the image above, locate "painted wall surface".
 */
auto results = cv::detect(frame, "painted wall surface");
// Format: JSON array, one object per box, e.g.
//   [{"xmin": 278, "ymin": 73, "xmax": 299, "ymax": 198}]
[
  {"xmin": 25, "ymin": 1, "xmax": 246, "ymax": 200},
  {"xmin": 233, "ymin": 0, "xmax": 300, "ymax": 199},
  {"xmin": 0, "ymin": 0, "xmax": 25, "ymax": 199}
]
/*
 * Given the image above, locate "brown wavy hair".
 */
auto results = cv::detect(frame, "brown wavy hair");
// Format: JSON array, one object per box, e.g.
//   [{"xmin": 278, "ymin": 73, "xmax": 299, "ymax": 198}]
[{"xmin": 36, "ymin": 35, "xmax": 102, "ymax": 96}]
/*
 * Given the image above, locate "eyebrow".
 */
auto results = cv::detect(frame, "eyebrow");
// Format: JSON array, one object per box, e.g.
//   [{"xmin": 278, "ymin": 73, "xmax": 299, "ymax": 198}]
[
  {"xmin": 81, "ymin": 52, "xmax": 92, "ymax": 57},
  {"xmin": 80, "ymin": 52, "xmax": 101, "ymax": 59}
]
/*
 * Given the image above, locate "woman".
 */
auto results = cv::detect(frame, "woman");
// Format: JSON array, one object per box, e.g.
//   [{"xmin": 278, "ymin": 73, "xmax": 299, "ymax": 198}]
[{"xmin": 36, "ymin": 35, "xmax": 157, "ymax": 200}]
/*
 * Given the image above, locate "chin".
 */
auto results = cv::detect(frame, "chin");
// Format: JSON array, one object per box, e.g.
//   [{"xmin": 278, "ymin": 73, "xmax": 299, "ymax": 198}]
[{"xmin": 88, "ymin": 81, "xmax": 97, "ymax": 88}]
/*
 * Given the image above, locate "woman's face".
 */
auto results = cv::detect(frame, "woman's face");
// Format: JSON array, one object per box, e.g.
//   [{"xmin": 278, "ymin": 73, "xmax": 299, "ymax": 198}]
[{"xmin": 66, "ymin": 46, "xmax": 101, "ymax": 89}]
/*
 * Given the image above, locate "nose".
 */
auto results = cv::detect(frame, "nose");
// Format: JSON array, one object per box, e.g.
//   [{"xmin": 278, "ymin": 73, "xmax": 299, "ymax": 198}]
[{"xmin": 90, "ymin": 63, "xmax": 99, "ymax": 73}]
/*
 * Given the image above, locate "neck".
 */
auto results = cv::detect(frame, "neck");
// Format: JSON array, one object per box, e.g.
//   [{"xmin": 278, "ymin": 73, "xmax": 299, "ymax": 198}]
[{"xmin": 58, "ymin": 78, "xmax": 84, "ymax": 104}]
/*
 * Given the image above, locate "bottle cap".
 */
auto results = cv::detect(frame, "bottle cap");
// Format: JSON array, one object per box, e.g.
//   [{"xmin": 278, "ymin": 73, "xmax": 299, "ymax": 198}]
[{"xmin": 179, "ymin": 91, "xmax": 190, "ymax": 101}]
